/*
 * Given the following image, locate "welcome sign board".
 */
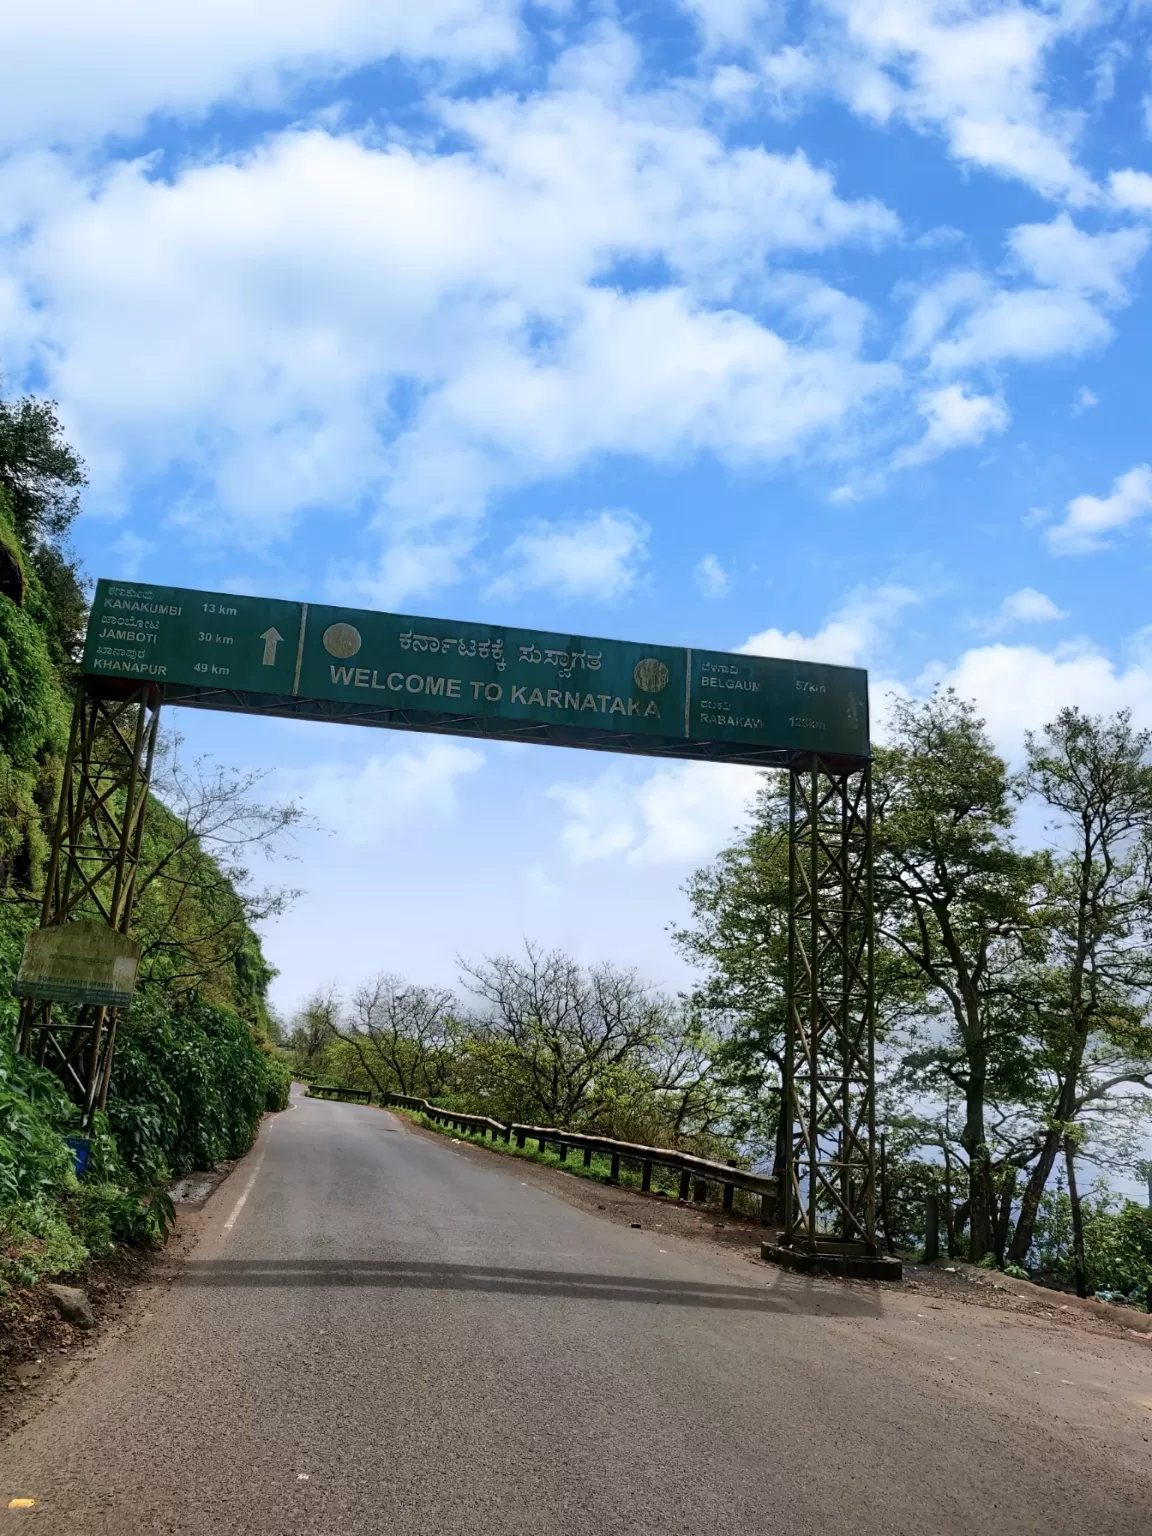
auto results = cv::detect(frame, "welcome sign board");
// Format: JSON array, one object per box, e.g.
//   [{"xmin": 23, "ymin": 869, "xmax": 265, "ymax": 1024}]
[{"xmin": 82, "ymin": 580, "xmax": 870, "ymax": 767}]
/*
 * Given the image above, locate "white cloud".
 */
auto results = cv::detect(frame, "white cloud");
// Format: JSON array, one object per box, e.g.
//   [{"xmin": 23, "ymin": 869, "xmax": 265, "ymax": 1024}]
[
  {"xmin": 1109, "ymin": 169, "xmax": 1152, "ymax": 214},
  {"xmin": 819, "ymin": 0, "xmax": 1098, "ymax": 202},
  {"xmin": 999, "ymin": 586, "xmax": 1067, "ymax": 624},
  {"xmin": 981, "ymin": 585, "xmax": 1068, "ymax": 633},
  {"xmin": 695, "ymin": 554, "xmax": 731, "ymax": 598},
  {"xmin": 1072, "ymin": 385, "xmax": 1098, "ymax": 413},
  {"xmin": 548, "ymin": 761, "xmax": 758, "ymax": 865},
  {"xmin": 938, "ymin": 640, "xmax": 1152, "ymax": 760},
  {"xmin": 892, "ymin": 384, "xmax": 1009, "ymax": 467},
  {"xmin": 334, "ymin": 536, "xmax": 477, "ymax": 611},
  {"xmin": 740, "ymin": 583, "xmax": 920, "ymax": 665},
  {"xmin": 0, "ymin": 65, "xmax": 900, "ymax": 596},
  {"xmin": 442, "ymin": 70, "xmax": 899, "ymax": 298},
  {"xmin": 926, "ymin": 285, "xmax": 1114, "ymax": 372},
  {"xmin": 680, "ymin": 0, "xmax": 777, "ymax": 49},
  {"xmin": 488, "ymin": 509, "xmax": 648, "ymax": 602},
  {"xmin": 103, "ymin": 530, "xmax": 154, "ymax": 580},
  {"xmin": 286, "ymin": 741, "xmax": 484, "ymax": 845},
  {"xmin": 1046, "ymin": 464, "xmax": 1152, "ymax": 555},
  {"xmin": 381, "ymin": 285, "xmax": 897, "ymax": 540},
  {"xmin": 0, "ymin": 0, "xmax": 520, "ymax": 151},
  {"xmin": 1008, "ymin": 213, "xmax": 1148, "ymax": 300},
  {"xmin": 902, "ymin": 216, "xmax": 1148, "ymax": 381}
]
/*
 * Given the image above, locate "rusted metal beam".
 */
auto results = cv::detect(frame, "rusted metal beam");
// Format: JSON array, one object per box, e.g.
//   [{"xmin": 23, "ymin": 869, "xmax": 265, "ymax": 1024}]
[
  {"xmin": 17, "ymin": 681, "xmax": 161, "ymax": 1124},
  {"xmin": 776, "ymin": 758, "xmax": 888, "ymax": 1273}
]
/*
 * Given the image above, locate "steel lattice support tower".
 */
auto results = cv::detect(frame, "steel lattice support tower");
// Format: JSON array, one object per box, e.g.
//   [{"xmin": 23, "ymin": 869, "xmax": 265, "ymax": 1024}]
[
  {"xmin": 18, "ymin": 681, "xmax": 161, "ymax": 1121},
  {"xmin": 780, "ymin": 757, "xmax": 877, "ymax": 1259}
]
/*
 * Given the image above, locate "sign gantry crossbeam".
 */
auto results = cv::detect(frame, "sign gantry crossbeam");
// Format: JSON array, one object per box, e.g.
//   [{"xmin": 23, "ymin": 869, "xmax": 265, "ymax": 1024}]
[
  {"xmin": 15, "ymin": 576, "xmax": 883, "ymax": 1266},
  {"xmin": 81, "ymin": 581, "xmax": 870, "ymax": 765}
]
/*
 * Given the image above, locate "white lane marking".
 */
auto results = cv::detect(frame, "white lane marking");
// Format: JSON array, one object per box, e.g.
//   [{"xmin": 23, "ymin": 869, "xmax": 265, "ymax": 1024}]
[{"xmin": 223, "ymin": 1146, "xmax": 267, "ymax": 1232}]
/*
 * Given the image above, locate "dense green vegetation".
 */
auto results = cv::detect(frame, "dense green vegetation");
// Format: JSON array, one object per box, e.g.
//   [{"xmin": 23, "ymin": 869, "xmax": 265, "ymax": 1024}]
[
  {"xmin": 0, "ymin": 389, "xmax": 290, "ymax": 1300},
  {"xmin": 292, "ymin": 693, "xmax": 1152, "ymax": 1305}
]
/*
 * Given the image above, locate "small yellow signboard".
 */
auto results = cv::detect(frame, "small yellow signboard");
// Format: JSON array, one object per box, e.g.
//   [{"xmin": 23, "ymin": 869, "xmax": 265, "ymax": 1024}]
[{"xmin": 12, "ymin": 920, "xmax": 141, "ymax": 1009}]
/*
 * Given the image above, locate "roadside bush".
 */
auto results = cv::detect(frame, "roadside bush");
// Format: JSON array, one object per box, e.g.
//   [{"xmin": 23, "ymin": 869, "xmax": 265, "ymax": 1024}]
[
  {"xmin": 1085, "ymin": 1198, "xmax": 1152, "ymax": 1304},
  {"xmin": 1030, "ymin": 1183, "xmax": 1152, "ymax": 1305},
  {"xmin": 0, "ymin": 1201, "xmax": 87, "ymax": 1289},
  {"xmin": 108, "ymin": 996, "xmax": 277, "ymax": 1182},
  {"xmin": 0, "ymin": 1032, "xmax": 78, "ymax": 1205},
  {"xmin": 263, "ymin": 1054, "xmax": 292, "ymax": 1113}
]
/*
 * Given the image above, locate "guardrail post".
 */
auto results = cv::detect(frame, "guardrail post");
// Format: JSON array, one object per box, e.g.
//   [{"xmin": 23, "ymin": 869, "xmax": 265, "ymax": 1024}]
[
  {"xmin": 559, "ymin": 1143, "xmax": 568, "ymax": 1162},
  {"xmin": 641, "ymin": 1161, "xmax": 652, "ymax": 1192},
  {"xmin": 678, "ymin": 1170, "xmax": 691, "ymax": 1201},
  {"xmin": 723, "ymin": 1183, "xmax": 734, "ymax": 1211},
  {"xmin": 503, "ymin": 1124, "xmax": 512, "ymax": 1143},
  {"xmin": 582, "ymin": 1147, "xmax": 592, "ymax": 1167},
  {"xmin": 609, "ymin": 1153, "xmax": 620, "ymax": 1182},
  {"xmin": 693, "ymin": 1179, "xmax": 707, "ymax": 1203},
  {"xmin": 516, "ymin": 1130, "xmax": 526, "ymax": 1148}
]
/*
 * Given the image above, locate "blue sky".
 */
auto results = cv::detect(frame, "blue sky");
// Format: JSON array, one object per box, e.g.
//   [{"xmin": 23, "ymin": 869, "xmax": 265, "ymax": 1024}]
[{"xmin": 2, "ymin": 0, "xmax": 1151, "ymax": 1017}]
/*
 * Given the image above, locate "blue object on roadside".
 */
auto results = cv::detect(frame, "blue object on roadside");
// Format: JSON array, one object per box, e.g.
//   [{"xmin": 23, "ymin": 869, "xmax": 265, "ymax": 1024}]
[{"xmin": 65, "ymin": 1135, "xmax": 91, "ymax": 1179}]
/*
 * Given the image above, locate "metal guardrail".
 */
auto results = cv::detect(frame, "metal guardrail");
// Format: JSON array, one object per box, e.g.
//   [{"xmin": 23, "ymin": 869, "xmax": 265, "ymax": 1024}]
[
  {"xmin": 305, "ymin": 1085, "xmax": 374, "ymax": 1103},
  {"xmin": 380, "ymin": 1093, "xmax": 777, "ymax": 1221}
]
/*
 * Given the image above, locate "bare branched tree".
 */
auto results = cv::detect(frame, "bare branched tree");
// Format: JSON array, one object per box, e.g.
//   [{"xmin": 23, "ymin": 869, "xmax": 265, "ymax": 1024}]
[
  {"xmin": 131, "ymin": 736, "xmax": 307, "ymax": 1004},
  {"xmin": 459, "ymin": 943, "xmax": 668, "ymax": 1127},
  {"xmin": 333, "ymin": 975, "xmax": 457, "ymax": 1099}
]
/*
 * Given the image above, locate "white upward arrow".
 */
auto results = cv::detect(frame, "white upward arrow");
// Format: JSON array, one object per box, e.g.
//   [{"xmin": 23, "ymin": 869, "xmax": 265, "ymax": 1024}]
[{"xmin": 260, "ymin": 627, "xmax": 283, "ymax": 666}]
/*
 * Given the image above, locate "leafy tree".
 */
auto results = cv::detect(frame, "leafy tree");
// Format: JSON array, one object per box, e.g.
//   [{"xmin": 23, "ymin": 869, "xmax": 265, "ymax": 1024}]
[
  {"xmin": 873, "ymin": 691, "xmax": 1048, "ymax": 1260},
  {"xmin": 675, "ymin": 776, "xmax": 791, "ymax": 1175},
  {"xmin": 0, "ymin": 389, "xmax": 88, "ymax": 666},
  {"xmin": 287, "ymin": 988, "xmax": 340, "ymax": 1071},
  {"xmin": 677, "ymin": 772, "xmax": 916, "ymax": 1181},
  {"xmin": 1007, "ymin": 708, "xmax": 1152, "ymax": 1263},
  {"xmin": 0, "ymin": 392, "xmax": 86, "ymax": 545}
]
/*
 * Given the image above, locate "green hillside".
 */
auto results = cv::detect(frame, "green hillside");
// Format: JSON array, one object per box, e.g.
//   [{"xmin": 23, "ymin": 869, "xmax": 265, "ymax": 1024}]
[{"xmin": 0, "ymin": 392, "xmax": 289, "ymax": 1296}]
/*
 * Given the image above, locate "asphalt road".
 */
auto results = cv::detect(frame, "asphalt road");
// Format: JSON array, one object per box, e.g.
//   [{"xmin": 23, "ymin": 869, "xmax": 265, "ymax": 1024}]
[{"xmin": 2, "ymin": 1089, "xmax": 1150, "ymax": 1534}]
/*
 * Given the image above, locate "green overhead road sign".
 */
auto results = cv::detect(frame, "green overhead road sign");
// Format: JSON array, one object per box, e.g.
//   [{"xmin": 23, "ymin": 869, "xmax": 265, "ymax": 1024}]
[{"xmin": 82, "ymin": 580, "xmax": 870, "ymax": 767}]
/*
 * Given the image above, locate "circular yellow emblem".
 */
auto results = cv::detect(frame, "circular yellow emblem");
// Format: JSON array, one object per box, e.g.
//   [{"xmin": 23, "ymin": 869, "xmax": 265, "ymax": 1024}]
[
  {"xmin": 633, "ymin": 658, "xmax": 669, "ymax": 693},
  {"xmin": 322, "ymin": 623, "xmax": 362, "ymax": 659}
]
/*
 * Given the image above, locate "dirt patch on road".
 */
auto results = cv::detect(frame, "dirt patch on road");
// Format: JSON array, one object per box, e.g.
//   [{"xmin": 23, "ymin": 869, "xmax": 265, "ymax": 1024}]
[{"xmin": 902, "ymin": 1259, "xmax": 1152, "ymax": 1342}]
